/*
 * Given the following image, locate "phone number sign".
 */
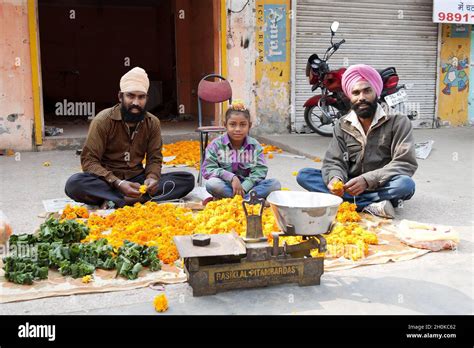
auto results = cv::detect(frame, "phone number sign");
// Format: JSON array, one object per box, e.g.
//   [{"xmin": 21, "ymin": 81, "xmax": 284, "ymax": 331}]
[{"xmin": 434, "ymin": 0, "xmax": 474, "ymax": 24}]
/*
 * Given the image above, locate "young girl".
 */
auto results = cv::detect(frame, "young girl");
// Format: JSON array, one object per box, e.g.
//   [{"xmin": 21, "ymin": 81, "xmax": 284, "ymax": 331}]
[{"xmin": 201, "ymin": 100, "xmax": 281, "ymax": 200}]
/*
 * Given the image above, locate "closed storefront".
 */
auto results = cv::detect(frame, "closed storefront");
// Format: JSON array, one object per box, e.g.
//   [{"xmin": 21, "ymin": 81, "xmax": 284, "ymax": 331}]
[{"xmin": 292, "ymin": 0, "xmax": 439, "ymax": 133}]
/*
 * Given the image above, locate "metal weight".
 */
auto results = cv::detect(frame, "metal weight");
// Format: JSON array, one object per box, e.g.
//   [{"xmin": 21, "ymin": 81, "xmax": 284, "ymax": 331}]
[{"xmin": 242, "ymin": 191, "xmax": 266, "ymax": 242}]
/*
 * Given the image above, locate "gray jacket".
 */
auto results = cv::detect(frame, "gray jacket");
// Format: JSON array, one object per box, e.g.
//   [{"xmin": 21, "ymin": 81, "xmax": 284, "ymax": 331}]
[{"xmin": 322, "ymin": 105, "xmax": 418, "ymax": 190}]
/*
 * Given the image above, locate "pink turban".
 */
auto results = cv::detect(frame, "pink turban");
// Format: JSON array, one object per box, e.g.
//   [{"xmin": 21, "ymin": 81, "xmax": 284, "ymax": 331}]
[{"xmin": 341, "ymin": 64, "xmax": 383, "ymax": 98}]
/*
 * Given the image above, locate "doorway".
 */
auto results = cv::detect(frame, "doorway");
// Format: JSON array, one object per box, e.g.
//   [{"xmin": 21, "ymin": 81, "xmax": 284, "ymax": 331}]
[{"xmin": 37, "ymin": 0, "xmax": 219, "ymax": 138}]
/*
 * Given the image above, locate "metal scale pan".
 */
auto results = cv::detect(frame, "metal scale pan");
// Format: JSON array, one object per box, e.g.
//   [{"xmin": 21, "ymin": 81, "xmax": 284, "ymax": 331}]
[{"xmin": 266, "ymin": 191, "xmax": 342, "ymax": 236}]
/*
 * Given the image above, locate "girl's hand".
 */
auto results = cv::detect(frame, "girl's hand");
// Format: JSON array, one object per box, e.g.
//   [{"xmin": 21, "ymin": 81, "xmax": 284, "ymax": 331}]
[{"xmin": 231, "ymin": 176, "xmax": 245, "ymax": 197}]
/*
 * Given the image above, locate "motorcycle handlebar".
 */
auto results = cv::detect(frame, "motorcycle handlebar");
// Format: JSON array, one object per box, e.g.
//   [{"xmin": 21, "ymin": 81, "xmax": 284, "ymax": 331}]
[{"xmin": 334, "ymin": 39, "xmax": 345, "ymax": 49}]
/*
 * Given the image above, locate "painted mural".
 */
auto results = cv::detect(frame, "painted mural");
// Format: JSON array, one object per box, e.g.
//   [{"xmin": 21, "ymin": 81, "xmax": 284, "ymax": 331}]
[
  {"xmin": 441, "ymin": 56, "xmax": 469, "ymax": 95},
  {"xmin": 438, "ymin": 24, "xmax": 471, "ymax": 126}
]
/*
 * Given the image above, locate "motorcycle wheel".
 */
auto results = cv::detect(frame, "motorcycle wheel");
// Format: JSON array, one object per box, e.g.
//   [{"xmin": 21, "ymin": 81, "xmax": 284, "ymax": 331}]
[{"xmin": 304, "ymin": 104, "xmax": 340, "ymax": 137}]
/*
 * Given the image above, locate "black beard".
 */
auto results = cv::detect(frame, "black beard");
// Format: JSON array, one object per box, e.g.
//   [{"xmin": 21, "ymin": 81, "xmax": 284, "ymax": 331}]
[
  {"xmin": 120, "ymin": 104, "xmax": 145, "ymax": 123},
  {"xmin": 351, "ymin": 99, "xmax": 378, "ymax": 119}
]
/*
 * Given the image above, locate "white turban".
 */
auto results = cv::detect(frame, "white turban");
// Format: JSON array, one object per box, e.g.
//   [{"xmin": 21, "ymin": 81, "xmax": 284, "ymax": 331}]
[{"xmin": 120, "ymin": 67, "xmax": 149, "ymax": 94}]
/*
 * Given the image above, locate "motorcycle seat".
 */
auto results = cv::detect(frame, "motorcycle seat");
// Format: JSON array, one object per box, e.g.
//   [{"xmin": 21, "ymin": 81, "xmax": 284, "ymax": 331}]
[{"xmin": 377, "ymin": 67, "xmax": 397, "ymax": 81}]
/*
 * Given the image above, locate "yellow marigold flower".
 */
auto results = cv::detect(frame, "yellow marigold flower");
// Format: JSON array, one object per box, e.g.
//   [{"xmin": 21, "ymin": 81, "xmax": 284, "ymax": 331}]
[
  {"xmin": 292, "ymin": 171, "xmax": 298, "ymax": 176},
  {"xmin": 230, "ymin": 99, "xmax": 246, "ymax": 111},
  {"xmin": 82, "ymin": 275, "xmax": 93, "ymax": 283},
  {"xmin": 139, "ymin": 185, "xmax": 148, "ymax": 194},
  {"xmin": 153, "ymin": 294, "xmax": 168, "ymax": 312},
  {"xmin": 333, "ymin": 180, "xmax": 344, "ymax": 191},
  {"xmin": 336, "ymin": 202, "xmax": 361, "ymax": 223},
  {"xmin": 323, "ymin": 220, "xmax": 377, "ymax": 261},
  {"xmin": 42, "ymin": 161, "xmax": 51, "ymax": 167},
  {"xmin": 65, "ymin": 212, "xmax": 77, "ymax": 220}
]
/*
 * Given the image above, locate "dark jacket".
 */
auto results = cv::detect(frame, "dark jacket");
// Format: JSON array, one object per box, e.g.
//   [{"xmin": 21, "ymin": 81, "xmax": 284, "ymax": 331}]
[
  {"xmin": 322, "ymin": 105, "xmax": 418, "ymax": 190},
  {"xmin": 81, "ymin": 104, "xmax": 163, "ymax": 185}
]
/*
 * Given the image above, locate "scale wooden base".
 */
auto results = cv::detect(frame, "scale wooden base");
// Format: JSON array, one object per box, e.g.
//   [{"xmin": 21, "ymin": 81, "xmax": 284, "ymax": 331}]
[
  {"xmin": 175, "ymin": 235, "xmax": 325, "ymax": 297},
  {"xmin": 174, "ymin": 190, "xmax": 327, "ymax": 297}
]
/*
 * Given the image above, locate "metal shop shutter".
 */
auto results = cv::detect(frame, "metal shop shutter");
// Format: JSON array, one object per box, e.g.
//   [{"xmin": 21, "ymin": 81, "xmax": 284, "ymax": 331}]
[{"xmin": 293, "ymin": 0, "xmax": 439, "ymax": 132}]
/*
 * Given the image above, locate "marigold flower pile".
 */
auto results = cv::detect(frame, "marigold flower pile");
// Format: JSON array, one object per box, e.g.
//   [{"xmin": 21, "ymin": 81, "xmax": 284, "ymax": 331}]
[
  {"xmin": 193, "ymin": 195, "xmax": 278, "ymax": 238},
  {"xmin": 335, "ymin": 202, "xmax": 361, "ymax": 223},
  {"xmin": 316, "ymin": 202, "xmax": 378, "ymax": 261},
  {"xmin": 61, "ymin": 204, "xmax": 90, "ymax": 220},
  {"xmin": 142, "ymin": 141, "xmax": 283, "ymax": 168},
  {"xmin": 162, "ymin": 140, "xmax": 201, "ymax": 169},
  {"xmin": 77, "ymin": 198, "xmax": 378, "ymax": 265},
  {"xmin": 84, "ymin": 197, "xmax": 278, "ymax": 265},
  {"xmin": 84, "ymin": 202, "xmax": 196, "ymax": 264}
]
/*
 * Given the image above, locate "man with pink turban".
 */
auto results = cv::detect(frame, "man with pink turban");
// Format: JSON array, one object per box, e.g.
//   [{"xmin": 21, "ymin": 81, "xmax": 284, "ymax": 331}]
[
  {"xmin": 65, "ymin": 67, "xmax": 195, "ymax": 208},
  {"xmin": 297, "ymin": 64, "xmax": 418, "ymax": 218}
]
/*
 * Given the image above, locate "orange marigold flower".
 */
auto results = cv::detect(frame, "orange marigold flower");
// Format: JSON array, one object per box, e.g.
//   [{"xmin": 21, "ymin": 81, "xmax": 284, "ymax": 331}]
[
  {"xmin": 61, "ymin": 204, "xmax": 89, "ymax": 219},
  {"xmin": 262, "ymin": 144, "xmax": 282, "ymax": 154},
  {"xmin": 153, "ymin": 294, "xmax": 168, "ymax": 312},
  {"xmin": 336, "ymin": 202, "xmax": 361, "ymax": 223},
  {"xmin": 333, "ymin": 180, "xmax": 344, "ymax": 191}
]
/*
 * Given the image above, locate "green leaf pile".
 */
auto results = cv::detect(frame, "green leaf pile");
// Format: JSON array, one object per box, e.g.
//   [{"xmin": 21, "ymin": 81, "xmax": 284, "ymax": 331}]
[{"xmin": 2, "ymin": 218, "xmax": 161, "ymax": 285}]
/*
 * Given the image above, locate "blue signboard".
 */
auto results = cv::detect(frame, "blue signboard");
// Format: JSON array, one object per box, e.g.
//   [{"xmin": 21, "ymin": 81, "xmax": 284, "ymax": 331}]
[{"xmin": 263, "ymin": 4, "xmax": 287, "ymax": 62}]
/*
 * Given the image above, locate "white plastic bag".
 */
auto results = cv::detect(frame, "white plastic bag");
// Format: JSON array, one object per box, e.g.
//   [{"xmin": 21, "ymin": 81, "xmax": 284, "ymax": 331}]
[
  {"xmin": 0, "ymin": 210, "xmax": 13, "ymax": 245},
  {"xmin": 397, "ymin": 220, "xmax": 459, "ymax": 251}
]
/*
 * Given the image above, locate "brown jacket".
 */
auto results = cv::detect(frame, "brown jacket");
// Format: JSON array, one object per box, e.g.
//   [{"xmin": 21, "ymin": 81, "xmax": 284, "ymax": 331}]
[
  {"xmin": 81, "ymin": 104, "xmax": 163, "ymax": 185},
  {"xmin": 322, "ymin": 105, "xmax": 418, "ymax": 190}
]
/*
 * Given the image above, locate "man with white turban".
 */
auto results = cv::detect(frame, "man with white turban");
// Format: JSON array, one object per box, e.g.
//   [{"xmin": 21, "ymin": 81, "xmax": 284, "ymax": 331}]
[
  {"xmin": 65, "ymin": 67, "xmax": 195, "ymax": 208},
  {"xmin": 297, "ymin": 64, "xmax": 418, "ymax": 218}
]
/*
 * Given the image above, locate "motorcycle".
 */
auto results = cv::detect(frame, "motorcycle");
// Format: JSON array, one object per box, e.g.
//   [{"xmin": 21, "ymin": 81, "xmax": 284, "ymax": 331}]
[{"xmin": 303, "ymin": 21, "xmax": 417, "ymax": 137}]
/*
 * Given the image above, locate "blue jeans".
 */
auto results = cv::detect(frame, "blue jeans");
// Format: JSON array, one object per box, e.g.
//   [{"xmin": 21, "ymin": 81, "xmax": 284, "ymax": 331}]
[
  {"xmin": 296, "ymin": 168, "xmax": 415, "ymax": 210},
  {"xmin": 205, "ymin": 177, "xmax": 281, "ymax": 199}
]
